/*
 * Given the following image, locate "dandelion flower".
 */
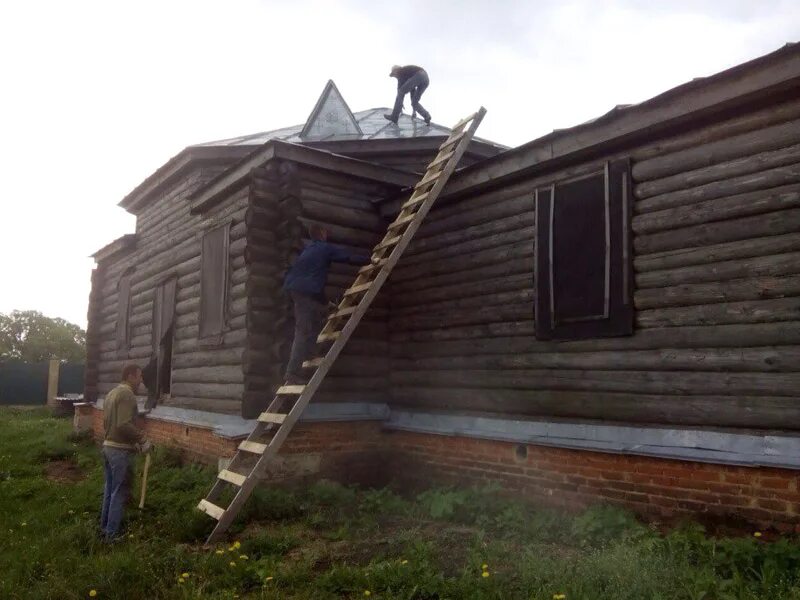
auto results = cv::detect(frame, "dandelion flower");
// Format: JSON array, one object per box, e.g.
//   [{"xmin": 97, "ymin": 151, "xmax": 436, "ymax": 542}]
[
  {"xmin": 181, "ymin": 572, "xmax": 189, "ymax": 578},
  {"xmin": 233, "ymin": 541, "xmax": 241, "ymax": 549},
  {"xmin": 229, "ymin": 562, "xmax": 236, "ymax": 568},
  {"xmin": 754, "ymin": 532, "xmax": 762, "ymax": 538},
  {"xmin": 89, "ymin": 591, "xmax": 97, "ymax": 598},
  {"xmin": 68, "ymin": 510, "xmax": 74, "ymax": 515},
  {"xmin": 364, "ymin": 591, "xmax": 371, "ymax": 597},
  {"xmin": 216, "ymin": 550, "xmax": 224, "ymax": 555},
  {"xmin": 553, "ymin": 594, "xmax": 567, "ymax": 600},
  {"xmin": 265, "ymin": 576, "xmax": 274, "ymax": 582},
  {"xmin": 482, "ymin": 571, "xmax": 490, "ymax": 578},
  {"xmin": 178, "ymin": 578, "xmax": 184, "ymax": 584},
  {"xmin": 21, "ymin": 522, "xmax": 27, "ymax": 527},
  {"xmin": 482, "ymin": 563, "xmax": 488, "ymax": 570},
  {"xmin": 401, "ymin": 559, "xmax": 408, "ymax": 565},
  {"xmin": 239, "ymin": 555, "xmax": 248, "ymax": 561}
]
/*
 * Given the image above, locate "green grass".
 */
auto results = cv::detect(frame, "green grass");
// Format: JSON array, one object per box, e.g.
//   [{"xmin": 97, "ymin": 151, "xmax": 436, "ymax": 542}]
[{"xmin": 1, "ymin": 407, "xmax": 800, "ymax": 599}]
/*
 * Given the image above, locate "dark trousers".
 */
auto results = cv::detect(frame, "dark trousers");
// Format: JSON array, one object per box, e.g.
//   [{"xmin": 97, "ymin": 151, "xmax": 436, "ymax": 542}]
[
  {"xmin": 100, "ymin": 446, "xmax": 133, "ymax": 539},
  {"xmin": 285, "ymin": 291, "xmax": 326, "ymax": 377},
  {"xmin": 390, "ymin": 70, "xmax": 430, "ymax": 122}
]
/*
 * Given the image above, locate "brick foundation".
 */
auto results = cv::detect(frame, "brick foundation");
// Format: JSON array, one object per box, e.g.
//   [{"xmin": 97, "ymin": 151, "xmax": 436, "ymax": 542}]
[{"xmin": 86, "ymin": 405, "xmax": 799, "ymax": 531}]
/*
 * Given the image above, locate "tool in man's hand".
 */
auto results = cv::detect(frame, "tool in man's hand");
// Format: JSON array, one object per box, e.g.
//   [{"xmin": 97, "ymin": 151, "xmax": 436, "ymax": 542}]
[{"xmin": 138, "ymin": 441, "xmax": 153, "ymax": 509}]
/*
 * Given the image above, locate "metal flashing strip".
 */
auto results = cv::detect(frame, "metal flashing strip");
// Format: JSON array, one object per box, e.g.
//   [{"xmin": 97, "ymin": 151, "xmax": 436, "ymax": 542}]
[
  {"xmin": 95, "ymin": 398, "xmax": 389, "ymax": 440},
  {"xmin": 385, "ymin": 410, "xmax": 800, "ymax": 470}
]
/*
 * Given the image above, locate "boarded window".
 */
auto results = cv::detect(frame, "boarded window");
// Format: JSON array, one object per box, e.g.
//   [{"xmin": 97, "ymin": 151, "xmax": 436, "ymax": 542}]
[
  {"xmin": 534, "ymin": 159, "xmax": 633, "ymax": 340},
  {"xmin": 115, "ymin": 272, "xmax": 132, "ymax": 354},
  {"xmin": 199, "ymin": 224, "xmax": 230, "ymax": 339}
]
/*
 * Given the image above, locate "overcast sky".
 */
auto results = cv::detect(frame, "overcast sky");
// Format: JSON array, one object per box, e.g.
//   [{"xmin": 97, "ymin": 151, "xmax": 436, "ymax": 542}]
[{"xmin": 0, "ymin": 0, "xmax": 797, "ymax": 329}]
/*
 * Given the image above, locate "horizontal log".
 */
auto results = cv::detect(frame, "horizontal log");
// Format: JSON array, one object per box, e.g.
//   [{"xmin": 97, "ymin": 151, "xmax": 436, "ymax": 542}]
[
  {"xmin": 634, "ymin": 208, "xmax": 800, "ymax": 254},
  {"xmin": 390, "ymin": 320, "xmax": 800, "ymax": 351},
  {"xmin": 170, "ymin": 381, "xmax": 244, "ymax": 399},
  {"xmin": 171, "ymin": 365, "xmax": 244, "ymax": 384},
  {"xmin": 171, "ymin": 348, "xmax": 244, "ymax": 368},
  {"xmin": 635, "ymin": 232, "xmax": 800, "ymax": 272},
  {"xmin": 172, "ymin": 327, "xmax": 247, "ymax": 352},
  {"xmin": 390, "ymin": 368, "xmax": 800, "ymax": 396},
  {"xmin": 634, "ymin": 274, "xmax": 800, "ymax": 309},
  {"xmin": 301, "ymin": 198, "xmax": 385, "ymax": 233},
  {"xmin": 636, "ymin": 162, "xmax": 800, "ymax": 214},
  {"xmin": 636, "ymin": 251, "xmax": 800, "ymax": 288},
  {"xmin": 163, "ymin": 397, "xmax": 241, "ymax": 415},
  {"xmin": 392, "ymin": 273, "xmax": 532, "ymax": 309},
  {"xmin": 393, "ymin": 346, "xmax": 800, "ymax": 373},
  {"xmin": 390, "ymin": 303, "xmax": 534, "ymax": 332},
  {"xmin": 393, "ymin": 289, "xmax": 534, "ymax": 318},
  {"xmin": 633, "ymin": 182, "xmax": 800, "ymax": 235},
  {"xmin": 318, "ymin": 376, "xmax": 387, "ymax": 393},
  {"xmin": 391, "ymin": 241, "xmax": 535, "ymax": 288},
  {"xmin": 636, "ymin": 297, "xmax": 800, "ymax": 328},
  {"xmin": 297, "ymin": 217, "xmax": 380, "ymax": 248},
  {"xmin": 390, "ymin": 388, "xmax": 800, "ymax": 430},
  {"xmin": 632, "ymin": 113, "xmax": 800, "ymax": 181},
  {"xmin": 636, "ymin": 136, "xmax": 800, "ymax": 200}
]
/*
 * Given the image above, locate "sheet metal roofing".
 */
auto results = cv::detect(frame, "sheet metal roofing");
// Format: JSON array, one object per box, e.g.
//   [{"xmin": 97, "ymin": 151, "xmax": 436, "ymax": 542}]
[{"xmin": 194, "ymin": 80, "xmax": 506, "ymax": 149}]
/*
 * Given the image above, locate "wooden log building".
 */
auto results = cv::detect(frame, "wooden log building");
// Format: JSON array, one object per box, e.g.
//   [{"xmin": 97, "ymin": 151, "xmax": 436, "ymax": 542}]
[{"xmin": 86, "ymin": 46, "xmax": 800, "ymax": 530}]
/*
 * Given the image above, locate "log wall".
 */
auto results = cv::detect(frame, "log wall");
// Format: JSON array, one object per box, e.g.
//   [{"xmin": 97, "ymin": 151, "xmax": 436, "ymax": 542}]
[
  {"xmin": 92, "ymin": 165, "xmax": 248, "ymax": 414},
  {"xmin": 241, "ymin": 159, "xmax": 392, "ymax": 417},
  {"xmin": 387, "ymin": 97, "xmax": 800, "ymax": 430}
]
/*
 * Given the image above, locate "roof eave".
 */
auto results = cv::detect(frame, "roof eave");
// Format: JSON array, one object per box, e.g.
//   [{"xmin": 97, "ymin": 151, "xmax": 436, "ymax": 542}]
[
  {"xmin": 442, "ymin": 42, "xmax": 800, "ymax": 199},
  {"xmin": 189, "ymin": 140, "xmax": 419, "ymax": 214},
  {"xmin": 91, "ymin": 234, "xmax": 137, "ymax": 263}
]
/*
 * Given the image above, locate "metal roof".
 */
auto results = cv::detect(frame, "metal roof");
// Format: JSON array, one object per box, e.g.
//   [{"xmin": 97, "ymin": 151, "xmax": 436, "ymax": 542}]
[{"xmin": 194, "ymin": 79, "xmax": 506, "ymax": 150}]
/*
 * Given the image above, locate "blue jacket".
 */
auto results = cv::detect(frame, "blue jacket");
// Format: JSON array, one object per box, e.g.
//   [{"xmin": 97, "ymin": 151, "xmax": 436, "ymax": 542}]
[{"xmin": 283, "ymin": 241, "xmax": 370, "ymax": 296}]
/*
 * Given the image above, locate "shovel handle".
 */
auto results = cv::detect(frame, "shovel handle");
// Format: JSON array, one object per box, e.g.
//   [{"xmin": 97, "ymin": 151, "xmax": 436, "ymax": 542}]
[{"xmin": 138, "ymin": 453, "xmax": 151, "ymax": 509}]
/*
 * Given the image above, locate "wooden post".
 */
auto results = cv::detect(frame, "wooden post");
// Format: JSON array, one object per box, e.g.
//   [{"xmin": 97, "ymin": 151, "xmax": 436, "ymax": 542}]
[{"xmin": 46, "ymin": 359, "xmax": 60, "ymax": 408}]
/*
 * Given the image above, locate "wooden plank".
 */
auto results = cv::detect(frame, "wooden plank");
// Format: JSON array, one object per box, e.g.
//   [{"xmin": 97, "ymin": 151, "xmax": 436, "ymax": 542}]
[
  {"xmin": 439, "ymin": 131, "xmax": 466, "ymax": 150},
  {"xmin": 636, "ymin": 297, "xmax": 800, "ymax": 328},
  {"xmin": 344, "ymin": 282, "xmax": 373, "ymax": 296},
  {"xmin": 317, "ymin": 331, "xmax": 341, "ymax": 342},
  {"xmin": 258, "ymin": 412, "xmax": 287, "ymax": 424},
  {"xmin": 197, "ymin": 499, "xmax": 225, "ymax": 520},
  {"xmin": 415, "ymin": 171, "xmax": 442, "ymax": 189},
  {"xmin": 218, "ymin": 469, "xmax": 247, "ymax": 486},
  {"xmin": 302, "ymin": 358, "xmax": 324, "ymax": 369},
  {"xmin": 275, "ymin": 385, "xmax": 305, "ymax": 395},
  {"xmin": 359, "ymin": 259, "xmax": 388, "ymax": 273},
  {"xmin": 634, "ymin": 274, "xmax": 800, "ymax": 309},
  {"xmin": 451, "ymin": 112, "xmax": 477, "ymax": 131},
  {"xmin": 238, "ymin": 441, "xmax": 267, "ymax": 455},
  {"xmin": 332, "ymin": 306, "xmax": 357, "ymax": 318},
  {"xmin": 429, "ymin": 150, "xmax": 456, "ymax": 170},
  {"xmin": 376, "ymin": 235, "xmax": 402, "ymax": 251},
  {"xmin": 388, "ymin": 213, "xmax": 417, "ymax": 230},
  {"xmin": 401, "ymin": 192, "xmax": 430, "ymax": 211}
]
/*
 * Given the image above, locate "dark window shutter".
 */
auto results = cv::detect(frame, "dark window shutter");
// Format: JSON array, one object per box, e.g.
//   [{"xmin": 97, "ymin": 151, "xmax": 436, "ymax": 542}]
[
  {"xmin": 199, "ymin": 224, "xmax": 230, "ymax": 339},
  {"xmin": 534, "ymin": 159, "xmax": 633, "ymax": 340},
  {"xmin": 115, "ymin": 273, "xmax": 131, "ymax": 353}
]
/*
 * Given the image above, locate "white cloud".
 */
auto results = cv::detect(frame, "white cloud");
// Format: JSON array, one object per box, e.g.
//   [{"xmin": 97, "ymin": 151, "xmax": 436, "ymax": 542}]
[{"xmin": 0, "ymin": 0, "xmax": 796, "ymax": 328}]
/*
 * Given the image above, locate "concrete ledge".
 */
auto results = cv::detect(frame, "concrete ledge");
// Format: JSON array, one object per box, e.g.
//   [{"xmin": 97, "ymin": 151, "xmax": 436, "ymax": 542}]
[{"xmin": 385, "ymin": 410, "xmax": 800, "ymax": 470}]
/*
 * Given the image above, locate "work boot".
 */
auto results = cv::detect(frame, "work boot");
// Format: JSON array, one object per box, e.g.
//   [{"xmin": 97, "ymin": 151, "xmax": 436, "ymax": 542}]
[
  {"xmin": 383, "ymin": 113, "xmax": 398, "ymax": 124},
  {"xmin": 424, "ymin": 115, "xmax": 431, "ymax": 125}
]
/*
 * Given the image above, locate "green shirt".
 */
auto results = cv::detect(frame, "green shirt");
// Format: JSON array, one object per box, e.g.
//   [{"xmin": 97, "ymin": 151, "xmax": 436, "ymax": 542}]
[{"xmin": 103, "ymin": 383, "xmax": 144, "ymax": 450}]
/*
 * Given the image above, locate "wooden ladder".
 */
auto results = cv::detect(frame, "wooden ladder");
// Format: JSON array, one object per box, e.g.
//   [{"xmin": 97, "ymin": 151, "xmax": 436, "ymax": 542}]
[{"xmin": 198, "ymin": 107, "xmax": 487, "ymax": 544}]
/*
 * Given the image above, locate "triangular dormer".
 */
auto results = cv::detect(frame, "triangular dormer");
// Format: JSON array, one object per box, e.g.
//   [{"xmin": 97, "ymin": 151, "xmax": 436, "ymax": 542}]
[{"xmin": 300, "ymin": 80, "xmax": 363, "ymax": 139}]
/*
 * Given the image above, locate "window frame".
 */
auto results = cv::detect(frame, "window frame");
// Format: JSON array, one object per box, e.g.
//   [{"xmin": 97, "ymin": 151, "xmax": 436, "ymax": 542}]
[{"xmin": 198, "ymin": 222, "xmax": 231, "ymax": 345}]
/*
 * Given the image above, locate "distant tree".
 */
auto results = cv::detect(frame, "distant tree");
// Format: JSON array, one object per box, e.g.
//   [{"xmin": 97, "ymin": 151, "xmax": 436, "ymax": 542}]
[{"xmin": 0, "ymin": 310, "xmax": 86, "ymax": 363}]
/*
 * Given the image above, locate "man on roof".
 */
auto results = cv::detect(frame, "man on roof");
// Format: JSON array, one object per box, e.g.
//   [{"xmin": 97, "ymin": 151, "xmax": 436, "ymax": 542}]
[{"xmin": 384, "ymin": 65, "xmax": 431, "ymax": 125}]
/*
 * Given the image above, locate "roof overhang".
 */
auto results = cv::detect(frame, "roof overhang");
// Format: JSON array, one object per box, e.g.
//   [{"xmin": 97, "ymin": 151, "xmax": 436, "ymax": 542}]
[
  {"xmin": 189, "ymin": 140, "xmax": 420, "ymax": 214},
  {"xmin": 439, "ymin": 42, "xmax": 800, "ymax": 200},
  {"xmin": 302, "ymin": 136, "xmax": 505, "ymax": 161},
  {"xmin": 118, "ymin": 146, "xmax": 254, "ymax": 214},
  {"xmin": 91, "ymin": 234, "xmax": 137, "ymax": 263}
]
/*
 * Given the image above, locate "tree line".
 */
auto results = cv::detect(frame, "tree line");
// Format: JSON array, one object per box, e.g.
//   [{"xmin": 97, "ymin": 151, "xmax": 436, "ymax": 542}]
[{"xmin": 0, "ymin": 310, "xmax": 86, "ymax": 363}]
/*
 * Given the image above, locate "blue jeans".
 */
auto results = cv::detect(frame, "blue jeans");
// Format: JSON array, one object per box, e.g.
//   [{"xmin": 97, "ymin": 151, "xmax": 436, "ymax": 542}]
[
  {"xmin": 100, "ymin": 446, "xmax": 133, "ymax": 539},
  {"xmin": 285, "ymin": 291, "xmax": 326, "ymax": 378},
  {"xmin": 390, "ymin": 70, "xmax": 430, "ymax": 122}
]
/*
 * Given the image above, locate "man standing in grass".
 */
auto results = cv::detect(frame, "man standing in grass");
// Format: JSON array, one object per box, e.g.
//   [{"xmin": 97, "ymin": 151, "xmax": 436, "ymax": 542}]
[{"xmin": 100, "ymin": 364, "xmax": 150, "ymax": 541}]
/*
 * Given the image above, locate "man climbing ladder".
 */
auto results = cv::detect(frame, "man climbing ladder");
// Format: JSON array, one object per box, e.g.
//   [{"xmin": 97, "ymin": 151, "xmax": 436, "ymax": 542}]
[{"xmin": 197, "ymin": 107, "xmax": 487, "ymax": 544}]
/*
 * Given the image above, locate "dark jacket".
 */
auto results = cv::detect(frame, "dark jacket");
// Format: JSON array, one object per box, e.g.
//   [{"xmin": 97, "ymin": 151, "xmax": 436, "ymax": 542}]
[
  {"xmin": 394, "ymin": 65, "xmax": 425, "ymax": 88},
  {"xmin": 283, "ymin": 240, "xmax": 370, "ymax": 296}
]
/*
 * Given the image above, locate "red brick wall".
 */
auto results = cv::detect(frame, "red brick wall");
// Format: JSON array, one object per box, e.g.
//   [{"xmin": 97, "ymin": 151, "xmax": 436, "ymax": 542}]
[
  {"xmin": 388, "ymin": 430, "xmax": 800, "ymax": 533},
  {"xmin": 88, "ymin": 406, "xmax": 799, "ymax": 530}
]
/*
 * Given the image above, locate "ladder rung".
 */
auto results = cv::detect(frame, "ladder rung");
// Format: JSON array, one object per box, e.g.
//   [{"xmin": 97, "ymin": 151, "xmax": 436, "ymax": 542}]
[
  {"xmin": 317, "ymin": 331, "xmax": 341, "ymax": 343},
  {"xmin": 238, "ymin": 440, "xmax": 267, "ymax": 454},
  {"xmin": 331, "ymin": 306, "xmax": 357, "ymax": 318},
  {"xmin": 198, "ymin": 499, "xmax": 225, "ymax": 520},
  {"xmin": 401, "ymin": 192, "xmax": 430, "ymax": 210},
  {"xmin": 302, "ymin": 357, "xmax": 324, "ymax": 369},
  {"xmin": 376, "ymin": 236, "xmax": 402, "ymax": 251},
  {"xmin": 429, "ymin": 149, "xmax": 456, "ymax": 170},
  {"xmin": 344, "ymin": 281, "xmax": 373, "ymax": 296},
  {"xmin": 451, "ymin": 112, "xmax": 477, "ymax": 131},
  {"xmin": 388, "ymin": 213, "xmax": 416, "ymax": 230},
  {"xmin": 218, "ymin": 469, "xmax": 247, "ymax": 486},
  {"xmin": 276, "ymin": 385, "xmax": 304, "ymax": 395},
  {"xmin": 258, "ymin": 412, "xmax": 287, "ymax": 424},
  {"xmin": 440, "ymin": 131, "xmax": 466, "ymax": 151},
  {"xmin": 415, "ymin": 171, "xmax": 441, "ymax": 190},
  {"xmin": 359, "ymin": 259, "xmax": 388, "ymax": 274}
]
